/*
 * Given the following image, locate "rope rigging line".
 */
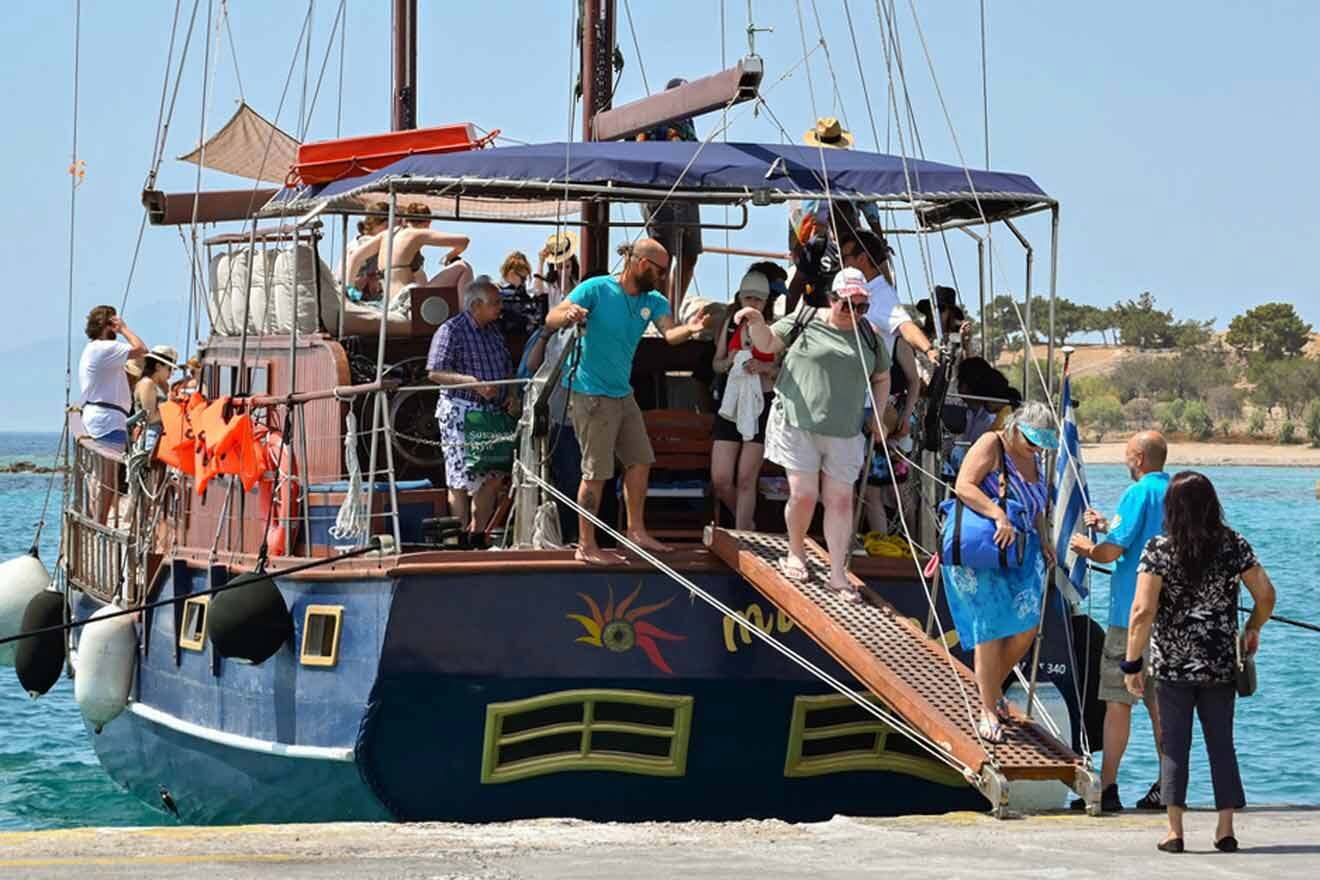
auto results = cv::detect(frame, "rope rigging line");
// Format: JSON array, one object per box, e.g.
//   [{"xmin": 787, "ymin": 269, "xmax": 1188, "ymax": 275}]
[
  {"xmin": 876, "ymin": 0, "xmax": 1097, "ymax": 754},
  {"xmin": 298, "ymin": 0, "xmax": 314, "ymax": 141},
  {"xmin": 622, "ymin": 0, "xmax": 649, "ymax": 96},
  {"xmin": 516, "ymin": 461, "xmax": 979, "ymax": 780},
  {"xmin": 221, "ymin": 0, "xmax": 244, "ymax": 103},
  {"xmin": 304, "ymin": 0, "xmax": 348, "ymax": 144},
  {"xmin": 185, "ymin": 0, "xmax": 219, "ymax": 350},
  {"xmin": 791, "ymin": 0, "xmax": 990, "ymax": 755}
]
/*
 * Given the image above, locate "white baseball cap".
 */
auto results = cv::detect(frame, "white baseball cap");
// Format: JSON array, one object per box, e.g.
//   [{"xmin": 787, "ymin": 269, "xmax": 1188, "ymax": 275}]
[{"xmin": 830, "ymin": 267, "xmax": 869, "ymax": 301}]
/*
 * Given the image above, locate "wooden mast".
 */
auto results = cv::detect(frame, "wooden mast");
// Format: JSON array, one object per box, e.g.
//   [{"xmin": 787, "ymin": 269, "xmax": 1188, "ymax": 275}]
[
  {"xmin": 392, "ymin": 0, "xmax": 418, "ymax": 131},
  {"xmin": 580, "ymin": 0, "xmax": 616, "ymax": 277}
]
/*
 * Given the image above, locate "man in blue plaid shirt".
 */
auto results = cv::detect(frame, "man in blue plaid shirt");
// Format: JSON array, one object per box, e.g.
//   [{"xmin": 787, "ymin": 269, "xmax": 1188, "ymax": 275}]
[{"xmin": 427, "ymin": 276, "xmax": 514, "ymax": 530}]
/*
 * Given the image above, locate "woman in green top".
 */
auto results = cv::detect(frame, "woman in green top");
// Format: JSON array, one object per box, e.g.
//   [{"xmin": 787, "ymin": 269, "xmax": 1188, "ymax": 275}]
[{"xmin": 740, "ymin": 268, "xmax": 891, "ymax": 599}]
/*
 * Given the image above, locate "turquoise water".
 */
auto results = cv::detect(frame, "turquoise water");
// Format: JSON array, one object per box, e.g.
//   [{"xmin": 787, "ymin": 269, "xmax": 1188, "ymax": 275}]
[{"xmin": 0, "ymin": 432, "xmax": 1316, "ymax": 828}]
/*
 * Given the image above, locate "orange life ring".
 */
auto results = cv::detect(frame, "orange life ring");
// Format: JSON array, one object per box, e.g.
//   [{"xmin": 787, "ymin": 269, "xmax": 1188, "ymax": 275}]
[{"xmin": 256, "ymin": 428, "xmax": 299, "ymax": 557}]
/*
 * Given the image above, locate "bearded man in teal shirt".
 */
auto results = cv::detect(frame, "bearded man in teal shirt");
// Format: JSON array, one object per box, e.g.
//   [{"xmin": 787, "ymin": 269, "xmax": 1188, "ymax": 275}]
[
  {"xmin": 1071, "ymin": 431, "xmax": 1171, "ymax": 812},
  {"xmin": 544, "ymin": 238, "xmax": 713, "ymax": 565}
]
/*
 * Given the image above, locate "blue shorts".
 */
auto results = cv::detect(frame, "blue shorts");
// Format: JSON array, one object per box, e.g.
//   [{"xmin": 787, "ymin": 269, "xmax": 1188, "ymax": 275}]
[{"xmin": 92, "ymin": 429, "xmax": 128, "ymax": 448}]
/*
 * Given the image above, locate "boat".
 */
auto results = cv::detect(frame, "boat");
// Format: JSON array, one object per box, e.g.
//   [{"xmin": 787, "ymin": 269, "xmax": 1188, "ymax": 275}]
[{"xmin": 8, "ymin": 0, "xmax": 1102, "ymax": 824}]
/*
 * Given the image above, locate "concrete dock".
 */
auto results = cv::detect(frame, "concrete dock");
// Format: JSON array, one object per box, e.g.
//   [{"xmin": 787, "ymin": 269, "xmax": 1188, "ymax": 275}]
[{"xmin": 2, "ymin": 808, "xmax": 1317, "ymax": 878}]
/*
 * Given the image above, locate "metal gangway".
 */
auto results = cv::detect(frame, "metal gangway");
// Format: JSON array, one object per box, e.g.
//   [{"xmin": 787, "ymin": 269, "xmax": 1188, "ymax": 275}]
[{"xmin": 704, "ymin": 527, "xmax": 1098, "ymax": 814}]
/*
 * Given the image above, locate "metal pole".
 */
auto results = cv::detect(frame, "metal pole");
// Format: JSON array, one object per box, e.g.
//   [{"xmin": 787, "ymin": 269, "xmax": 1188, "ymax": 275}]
[
  {"xmin": 337, "ymin": 213, "xmax": 348, "ymax": 339},
  {"xmin": 364, "ymin": 187, "xmax": 396, "ymax": 544},
  {"xmin": 377, "ymin": 390, "xmax": 404, "ymax": 550},
  {"xmin": 1048, "ymin": 207, "xmax": 1059, "ymax": 400},
  {"xmin": 579, "ymin": 0, "xmax": 616, "ymax": 278},
  {"xmin": 1003, "ymin": 219, "xmax": 1034, "ymax": 396},
  {"xmin": 960, "ymin": 227, "xmax": 986, "ymax": 356}
]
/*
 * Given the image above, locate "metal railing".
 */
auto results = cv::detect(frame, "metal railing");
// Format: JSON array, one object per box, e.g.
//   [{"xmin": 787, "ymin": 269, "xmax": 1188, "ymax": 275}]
[{"xmin": 65, "ymin": 438, "xmax": 139, "ymax": 605}]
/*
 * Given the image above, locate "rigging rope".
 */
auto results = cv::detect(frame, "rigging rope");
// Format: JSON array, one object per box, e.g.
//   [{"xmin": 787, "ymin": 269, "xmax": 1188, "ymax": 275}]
[
  {"xmin": 622, "ymin": 0, "xmax": 649, "ymax": 95},
  {"xmin": 222, "ymin": 0, "xmax": 245, "ymax": 103},
  {"xmin": 516, "ymin": 461, "xmax": 978, "ymax": 781}
]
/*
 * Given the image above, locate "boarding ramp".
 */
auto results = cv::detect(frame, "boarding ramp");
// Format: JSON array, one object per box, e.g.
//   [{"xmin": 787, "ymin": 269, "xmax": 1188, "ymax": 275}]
[{"xmin": 704, "ymin": 527, "xmax": 1098, "ymax": 814}]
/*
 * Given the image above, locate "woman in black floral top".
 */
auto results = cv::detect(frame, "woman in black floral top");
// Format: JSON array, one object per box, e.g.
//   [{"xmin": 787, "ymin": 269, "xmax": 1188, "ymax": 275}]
[{"xmin": 1124, "ymin": 471, "xmax": 1276, "ymax": 854}]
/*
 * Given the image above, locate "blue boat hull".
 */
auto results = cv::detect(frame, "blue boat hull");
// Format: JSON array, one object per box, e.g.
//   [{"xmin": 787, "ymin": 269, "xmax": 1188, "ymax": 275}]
[{"xmin": 77, "ymin": 559, "xmax": 1082, "ymax": 824}]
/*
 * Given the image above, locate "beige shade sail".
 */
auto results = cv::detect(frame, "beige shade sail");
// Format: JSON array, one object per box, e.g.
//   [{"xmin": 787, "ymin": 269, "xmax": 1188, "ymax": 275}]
[{"xmin": 178, "ymin": 102, "xmax": 300, "ymax": 184}]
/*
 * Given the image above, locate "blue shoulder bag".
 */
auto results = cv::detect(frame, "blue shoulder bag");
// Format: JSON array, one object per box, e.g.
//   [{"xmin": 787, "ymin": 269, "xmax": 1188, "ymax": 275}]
[{"xmin": 939, "ymin": 434, "xmax": 1029, "ymax": 569}]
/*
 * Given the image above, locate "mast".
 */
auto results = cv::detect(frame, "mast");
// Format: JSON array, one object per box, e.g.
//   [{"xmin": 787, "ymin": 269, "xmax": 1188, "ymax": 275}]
[
  {"xmin": 580, "ymin": 0, "xmax": 616, "ymax": 277},
  {"xmin": 392, "ymin": 0, "xmax": 418, "ymax": 130}
]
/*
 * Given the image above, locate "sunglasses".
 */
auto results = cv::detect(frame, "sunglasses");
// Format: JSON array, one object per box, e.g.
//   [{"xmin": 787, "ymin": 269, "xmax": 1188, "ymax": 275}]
[
  {"xmin": 829, "ymin": 294, "xmax": 870, "ymax": 310},
  {"xmin": 640, "ymin": 256, "xmax": 671, "ymax": 276}
]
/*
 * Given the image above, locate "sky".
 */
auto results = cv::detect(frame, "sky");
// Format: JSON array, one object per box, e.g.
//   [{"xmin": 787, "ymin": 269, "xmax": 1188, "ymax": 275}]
[{"xmin": 3, "ymin": 0, "xmax": 1318, "ymax": 431}]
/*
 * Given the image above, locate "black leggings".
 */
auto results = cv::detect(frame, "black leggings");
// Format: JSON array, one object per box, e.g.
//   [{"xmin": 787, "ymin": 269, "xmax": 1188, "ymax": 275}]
[{"xmin": 1156, "ymin": 680, "xmax": 1245, "ymax": 810}]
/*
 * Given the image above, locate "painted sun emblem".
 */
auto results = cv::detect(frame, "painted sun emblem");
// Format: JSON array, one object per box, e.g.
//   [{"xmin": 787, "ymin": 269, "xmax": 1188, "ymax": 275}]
[{"xmin": 569, "ymin": 583, "xmax": 685, "ymax": 673}]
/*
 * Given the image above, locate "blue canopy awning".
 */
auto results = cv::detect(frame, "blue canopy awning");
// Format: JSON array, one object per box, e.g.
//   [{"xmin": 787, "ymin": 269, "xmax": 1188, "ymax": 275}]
[{"xmin": 265, "ymin": 140, "xmax": 1052, "ymax": 228}]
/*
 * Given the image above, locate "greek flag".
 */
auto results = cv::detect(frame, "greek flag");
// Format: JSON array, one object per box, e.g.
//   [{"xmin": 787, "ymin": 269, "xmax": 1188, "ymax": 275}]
[{"xmin": 1051, "ymin": 375, "xmax": 1091, "ymax": 605}]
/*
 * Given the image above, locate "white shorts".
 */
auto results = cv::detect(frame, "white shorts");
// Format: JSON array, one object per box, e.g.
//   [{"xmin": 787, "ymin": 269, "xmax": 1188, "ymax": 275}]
[{"xmin": 765, "ymin": 401, "xmax": 866, "ymax": 485}]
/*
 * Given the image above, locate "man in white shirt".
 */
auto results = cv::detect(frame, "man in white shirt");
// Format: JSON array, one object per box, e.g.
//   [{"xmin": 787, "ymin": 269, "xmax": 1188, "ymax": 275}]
[
  {"xmin": 841, "ymin": 231, "xmax": 940, "ymax": 438},
  {"xmin": 79, "ymin": 306, "xmax": 148, "ymax": 524}
]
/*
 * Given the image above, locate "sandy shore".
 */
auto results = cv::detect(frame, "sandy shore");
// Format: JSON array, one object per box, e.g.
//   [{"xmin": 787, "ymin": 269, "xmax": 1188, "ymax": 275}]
[{"xmin": 1083, "ymin": 442, "xmax": 1320, "ymax": 468}]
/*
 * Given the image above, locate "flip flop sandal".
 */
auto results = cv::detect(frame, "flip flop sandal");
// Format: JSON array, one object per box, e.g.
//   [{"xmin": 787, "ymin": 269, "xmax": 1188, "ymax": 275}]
[
  {"xmin": 779, "ymin": 556, "xmax": 809, "ymax": 581},
  {"xmin": 977, "ymin": 713, "xmax": 1005, "ymax": 744}
]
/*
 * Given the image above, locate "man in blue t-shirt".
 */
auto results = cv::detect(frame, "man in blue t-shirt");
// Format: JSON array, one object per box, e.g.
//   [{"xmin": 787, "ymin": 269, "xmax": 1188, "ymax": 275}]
[
  {"xmin": 544, "ymin": 238, "xmax": 713, "ymax": 564},
  {"xmin": 1070, "ymin": 430, "xmax": 1170, "ymax": 812}
]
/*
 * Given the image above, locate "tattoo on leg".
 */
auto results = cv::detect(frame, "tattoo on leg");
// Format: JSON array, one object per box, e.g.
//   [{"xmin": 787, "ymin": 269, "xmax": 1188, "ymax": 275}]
[{"xmin": 583, "ymin": 490, "xmax": 599, "ymax": 511}]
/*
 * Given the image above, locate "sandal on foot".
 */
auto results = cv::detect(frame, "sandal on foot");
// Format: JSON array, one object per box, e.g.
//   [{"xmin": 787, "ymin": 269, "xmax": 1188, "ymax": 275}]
[
  {"xmin": 1157, "ymin": 837, "xmax": 1184, "ymax": 854},
  {"xmin": 1214, "ymin": 836, "xmax": 1238, "ymax": 853},
  {"xmin": 779, "ymin": 556, "xmax": 809, "ymax": 581},
  {"xmin": 977, "ymin": 713, "xmax": 1004, "ymax": 743}
]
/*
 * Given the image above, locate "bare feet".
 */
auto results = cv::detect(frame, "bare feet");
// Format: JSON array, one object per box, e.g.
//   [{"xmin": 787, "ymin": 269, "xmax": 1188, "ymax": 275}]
[
  {"xmin": 626, "ymin": 531, "xmax": 672, "ymax": 554},
  {"xmin": 575, "ymin": 544, "xmax": 618, "ymax": 566}
]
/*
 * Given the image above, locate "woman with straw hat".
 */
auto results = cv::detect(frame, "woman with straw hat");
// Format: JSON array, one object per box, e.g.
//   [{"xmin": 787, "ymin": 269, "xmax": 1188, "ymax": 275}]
[{"xmin": 534, "ymin": 231, "xmax": 580, "ymax": 305}]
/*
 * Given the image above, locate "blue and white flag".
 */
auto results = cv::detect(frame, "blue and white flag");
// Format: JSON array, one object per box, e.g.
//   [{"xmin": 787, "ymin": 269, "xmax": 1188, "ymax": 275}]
[{"xmin": 1051, "ymin": 375, "xmax": 1091, "ymax": 606}]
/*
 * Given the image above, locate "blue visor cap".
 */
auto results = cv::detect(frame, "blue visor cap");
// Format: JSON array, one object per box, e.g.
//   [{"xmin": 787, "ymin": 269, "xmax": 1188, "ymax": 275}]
[{"xmin": 1018, "ymin": 423, "xmax": 1059, "ymax": 450}]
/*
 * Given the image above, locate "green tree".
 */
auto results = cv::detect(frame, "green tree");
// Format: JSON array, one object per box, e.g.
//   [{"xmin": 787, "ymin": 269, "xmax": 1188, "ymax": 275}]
[
  {"xmin": 1183, "ymin": 400, "xmax": 1213, "ymax": 440},
  {"xmin": 1249, "ymin": 358, "xmax": 1320, "ymax": 418},
  {"xmin": 1205, "ymin": 385, "xmax": 1245, "ymax": 423},
  {"xmin": 1122, "ymin": 397, "xmax": 1154, "ymax": 429},
  {"xmin": 1153, "ymin": 399, "xmax": 1186, "ymax": 433},
  {"xmin": 1079, "ymin": 395, "xmax": 1125, "ymax": 441},
  {"xmin": 1082, "ymin": 305, "xmax": 1119, "ymax": 346},
  {"xmin": 1172, "ymin": 318, "xmax": 1215, "ymax": 350},
  {"xmin": 1306, "ymin": 401, "xmax": 1320, "ymax": 448},
  {"xmin": 1279, "ymin": 421, "xmax": 1297, "ymax": 444},
  {"xmin": 1247, "ymin": 410, "xmax": 1266, "ymax": 436},
  {"xmin": 1112, "ymin": 292, "xmax": 1177, "ymax": 348},
  {"xmin": 1226, "ymin": 302, "xmax": 1313, "ymax": 360}
]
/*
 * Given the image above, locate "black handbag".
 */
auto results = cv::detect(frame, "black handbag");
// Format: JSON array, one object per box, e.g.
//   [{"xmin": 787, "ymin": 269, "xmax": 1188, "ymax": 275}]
[{"xmin": 1235, "ymin": 634, "xmax": 1257, "ymax": 698}]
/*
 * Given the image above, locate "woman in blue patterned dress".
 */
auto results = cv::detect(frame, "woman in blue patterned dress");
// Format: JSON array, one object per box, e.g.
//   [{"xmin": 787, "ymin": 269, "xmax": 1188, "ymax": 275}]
[{"xmin": 942, "ymin": 400, "xmax": 1059, "ymax": 741}]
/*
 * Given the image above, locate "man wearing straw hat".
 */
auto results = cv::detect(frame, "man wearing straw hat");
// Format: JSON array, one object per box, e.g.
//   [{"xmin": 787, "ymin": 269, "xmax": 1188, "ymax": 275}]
[
  {"xmin": 786, "ymin": 117, "xmax": 887, "ymax": 312},
  {"xmin": 544, "ymin": 238, "xmax": 714, "ymax": 565}
]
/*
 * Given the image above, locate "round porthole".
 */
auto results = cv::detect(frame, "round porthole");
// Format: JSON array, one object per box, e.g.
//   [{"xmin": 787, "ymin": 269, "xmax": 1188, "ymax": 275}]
[{"xmin": 420, "ymin": 296, "xmax": 450, "ymax": 325}]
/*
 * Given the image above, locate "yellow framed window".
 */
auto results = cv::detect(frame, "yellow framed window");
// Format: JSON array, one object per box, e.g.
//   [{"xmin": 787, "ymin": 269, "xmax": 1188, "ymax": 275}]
[
  {"xmin": 784, "ymin": 694, "xmax": 964, "ymax": 786},
  {"xmin": 481, "ymin": 689, "xmax": 694, "ymax": 784},
  {"xmin": 178, "ymin": 596, "xmax": 209, "ymax": 652},
  {"xmin": 300, "ymin": 605, "xmax": 344, "ymax": 668}
]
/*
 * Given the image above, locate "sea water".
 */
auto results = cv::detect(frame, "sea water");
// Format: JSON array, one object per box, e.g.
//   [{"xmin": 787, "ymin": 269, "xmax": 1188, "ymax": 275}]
[{"xmin": 0, "ymin": 432, "xmax": 1316, "ymax": 829}]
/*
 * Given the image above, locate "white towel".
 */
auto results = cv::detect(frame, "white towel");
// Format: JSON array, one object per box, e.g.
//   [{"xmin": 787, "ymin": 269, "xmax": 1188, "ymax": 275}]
[{"xmin": 718, "ymin": 349, "xmax": 765, "ymax": 441}]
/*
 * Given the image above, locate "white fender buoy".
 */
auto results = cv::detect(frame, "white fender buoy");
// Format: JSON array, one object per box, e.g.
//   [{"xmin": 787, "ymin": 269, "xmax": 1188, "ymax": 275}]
[
  {"xmin": 74, "ymin": 604, "xmax": 137, "ymax": 733},
  {"xmin": 0, "ymin": 553, "xmax": 52, "ymax": 666}
]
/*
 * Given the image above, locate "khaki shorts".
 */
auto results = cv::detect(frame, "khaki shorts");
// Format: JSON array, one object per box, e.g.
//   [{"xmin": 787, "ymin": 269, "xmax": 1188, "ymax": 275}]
[
  {"xmin": 1099, "ymin": 624, "xmax": 1152, "ymax": 706},
  {"xmin": 764, "ymin": 400, "xmax": 866, "ymax": 485},
  {"xmin": 569, "ymin": 391, "xmax": 655, "ymax": 481}
]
